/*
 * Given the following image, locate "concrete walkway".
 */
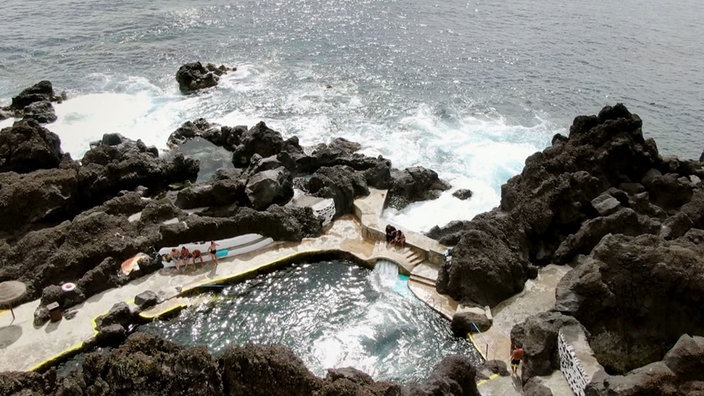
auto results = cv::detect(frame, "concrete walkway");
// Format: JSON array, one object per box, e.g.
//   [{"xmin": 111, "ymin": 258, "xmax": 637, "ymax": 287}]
[{"xmin": 0, "ymin": 188, "xmax": 574, "ymax": 395}]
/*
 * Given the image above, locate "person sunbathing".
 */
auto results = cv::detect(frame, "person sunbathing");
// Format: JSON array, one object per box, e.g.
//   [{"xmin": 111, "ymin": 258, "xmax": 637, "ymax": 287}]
[
  {"xmin": 180, "ymin": 246, "xmax": 191, "ymax": 270},
  {"xmin": 192, "ymin": 249, "xmax": 204, "ymax": 266}
]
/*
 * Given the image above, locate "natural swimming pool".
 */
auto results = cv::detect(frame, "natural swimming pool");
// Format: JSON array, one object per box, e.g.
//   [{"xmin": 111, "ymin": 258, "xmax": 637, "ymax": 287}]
[{"xmin": 140, "ymin": 259, "xmax": 482, "ymax": 383}]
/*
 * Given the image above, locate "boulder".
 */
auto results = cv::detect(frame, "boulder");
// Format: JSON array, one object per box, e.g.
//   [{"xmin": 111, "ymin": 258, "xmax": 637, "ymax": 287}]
[
  {"xmin": 552, "ymin": 208, "xmax": 661, "ymax": 264},
  {"xmin": 232, "ymin": 121, "xmax": 286, "ymax": 168},
  {"xmin": 304, "ymin": 165, "xmax": 369, "ymax": 217},
  {"xmin": 451, "ymin": 305, "xmax": 493, "ymax": 335},
  {"xmin": 94, "ymin": 323, "xmax": 127, "ymax": 347},
  {"xmin": 245, "ymin": 167, "xmax": 294, "ymax": 210},
  {"xmin": 221, "ymin": 343, "xmax": 322, "ymax": 396},
  {"xmin": 175, "ymin": 178, "xmax": 248, "ymax": 209},
  {"xmin": 22, "ymin": 100, "xmax": 57, "ymax": 123},
  {"xmin": 590, "ymin": 193, "xmax": 621, "ymax": 216},
  {"xmin": 389, "ymin": 166, "xmax": 451, "ymax": 208},
  {"xmin": 134, "ymin": 290, "xmax": 158, "ymax": 310},
  {"xmin": 96, "ymin": 302, "xmax": 133, "ymax": 328},
  {"xmin": 436, "ymin": 211, "xmax": 533, "ymax": 307},
  {"xmin": 10, "ymin": 80, "xmax": 56, "ymax": 110},
  {"xmin": 0, "ymin": 119, "xmax": 64, "ymax": 173},
  {"xmin": 176, "ymin": 62, "xmax": 220, "ymax": 92},
  {"xmin": 510, "ymin": 311, "xmax": 582, "ymax": 381},
  {"xmin": 453, "ymin": 189, "xmax": 473, "ymax": 200},
  {"xmin": 555, "ymin": 233, "xmax": 704, "ymax": 374},
  {"xmin": 78, "ymin": 133, "xmax": 199, "ymax": 206},
  {"xmin": 476, "ymin": 360, "xmax": 510, "ymax": 379},
  {"xmin": 524, "ymin": 377, "xmax": 553, "ymax": 396},
  {"xmin": 663, "ymin": 334, "xmax": 704, "ymax": 382},
  {"xmin": 407, "ymin": 354, "xmax": 480, "ymax": 396}
]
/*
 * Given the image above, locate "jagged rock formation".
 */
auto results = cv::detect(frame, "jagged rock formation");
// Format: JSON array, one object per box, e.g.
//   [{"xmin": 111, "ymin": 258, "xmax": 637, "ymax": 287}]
[
  {"xmin": 0, "ymin": 332, "xmax": 480, "ymax": 396},
  {"xmin": 175, "ymin": 62, "xmax": 232, "ymax": 92},
  {"xmin": 431, "ymin": 104, "xmax": 704, "ymax": 393}
]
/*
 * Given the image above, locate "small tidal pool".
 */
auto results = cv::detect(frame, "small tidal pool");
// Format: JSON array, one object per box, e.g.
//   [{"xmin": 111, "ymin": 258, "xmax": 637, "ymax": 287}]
[{"xmin": 140, "ymin": 259, "xmax": 481, "ymax": 383}]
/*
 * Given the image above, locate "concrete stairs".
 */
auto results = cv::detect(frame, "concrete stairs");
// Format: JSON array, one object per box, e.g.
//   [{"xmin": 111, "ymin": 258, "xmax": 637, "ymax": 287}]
[{"xmin": 371, "ymin": 242, "xmax": 425, "ymax": 274}]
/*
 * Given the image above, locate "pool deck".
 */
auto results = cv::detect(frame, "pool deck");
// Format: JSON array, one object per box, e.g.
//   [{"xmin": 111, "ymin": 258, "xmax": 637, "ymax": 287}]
[{"xmin": 0, "ymin": 188, "xmax": 572, "ymax": 395}]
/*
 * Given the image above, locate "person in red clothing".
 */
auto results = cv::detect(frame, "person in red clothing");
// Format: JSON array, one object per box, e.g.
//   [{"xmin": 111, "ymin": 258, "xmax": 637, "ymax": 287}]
[
  {"xmin": 180, "ymin": 246, "xmax": 191, "ymax": 270},
  {"xmin": 510, "ymin": 344, "xmax": 524, "ymax": 375}
]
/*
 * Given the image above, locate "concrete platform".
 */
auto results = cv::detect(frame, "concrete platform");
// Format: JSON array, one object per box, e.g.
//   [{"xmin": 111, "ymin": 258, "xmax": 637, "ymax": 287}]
[{"xmin": 0, "ymin": 188, "xmax": 574, "ymax": 396}]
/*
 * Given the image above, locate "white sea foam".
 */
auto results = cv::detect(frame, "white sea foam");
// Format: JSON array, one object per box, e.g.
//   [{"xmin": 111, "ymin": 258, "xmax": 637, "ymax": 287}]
[{"xmin": 1, "ymin": 70, "xmax": 557, "ymax": 234}]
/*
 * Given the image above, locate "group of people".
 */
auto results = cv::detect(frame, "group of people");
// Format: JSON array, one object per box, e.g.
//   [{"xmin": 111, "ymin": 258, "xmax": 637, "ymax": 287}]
[
  {"xmin": 385, "ymin": 225, "xmax": 406, "ymax": 248},
  {"xmin": 168, "ymin": 241, "xmax": 219, "ymax": 271}
]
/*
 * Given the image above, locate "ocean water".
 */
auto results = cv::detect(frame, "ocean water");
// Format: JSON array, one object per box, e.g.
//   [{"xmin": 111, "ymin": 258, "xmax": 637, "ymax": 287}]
[
  {"xmin": 140, "ymin": 260, "xmax": 482, "ymax": 383},
  {"xmin": 2, "ymin": 0, "xmax": 702, "ymax": 232}
]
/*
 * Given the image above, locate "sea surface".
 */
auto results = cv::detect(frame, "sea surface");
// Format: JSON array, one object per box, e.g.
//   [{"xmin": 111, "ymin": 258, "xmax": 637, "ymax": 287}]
[
  {"xmin": 2, "ymin": 0, "xmax": 702, "ymax": 380},
  {"xmin": 1, "ymin": 0, "xmax": 702, "ymax": 231}
]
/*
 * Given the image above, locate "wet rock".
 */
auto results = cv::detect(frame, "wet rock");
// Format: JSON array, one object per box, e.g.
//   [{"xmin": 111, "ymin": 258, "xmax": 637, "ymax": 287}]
[
  {"xmin": 389, "ymin": 166, "xmax": 451, "ymax": 208},
  {"xmin": 453, "ymin": 188, "xmax": 473, "ymax": 200},
  {"xmin": 10, "ymin": 80, "xmax": 56, "ymax": 110},
  {"xmin": 176, "ymin": 62, "xmax": 221, "ymax": 92},
  {"xmin": 0, "ymin": 119, "xmax": 63, "ymax": 173},
  {"xmin": 663, "ymin": 334, "xmax": 704, "ymax": 381},
  {"xmin": 22, "ymin": 100, "xmax": 57, "ymax": 123}
]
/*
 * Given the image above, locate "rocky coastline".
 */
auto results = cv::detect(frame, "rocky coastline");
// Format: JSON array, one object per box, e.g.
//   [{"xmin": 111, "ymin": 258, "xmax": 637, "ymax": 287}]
[{"xmin": 1, "ymin": 73, "xmax": 704, "ymax": 395}]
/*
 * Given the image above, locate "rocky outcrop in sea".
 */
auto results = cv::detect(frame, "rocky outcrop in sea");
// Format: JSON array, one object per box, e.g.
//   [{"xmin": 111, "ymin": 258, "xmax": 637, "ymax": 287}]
[{"xmin": 432, "ymin": 104, "xmax": 704, "ymax": 394}]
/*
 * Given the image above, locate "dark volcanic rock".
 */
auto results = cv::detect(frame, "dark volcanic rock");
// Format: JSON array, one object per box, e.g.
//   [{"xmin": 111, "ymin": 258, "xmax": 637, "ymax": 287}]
[
  {"xmin": 555, "ymin": 233, "xmax": 704, "ymax": 374},
  {"xmin": 22, "ymin": 100, "xmax": 57, "ymax": 123},
  {"xmin": 176, "ymin": 62, "xmax": 222, "ymax": 92},
  {"xmin": 510, "ymin": 311, "xmax": 582, "ymax": 381},
  {"xmin": 0, "ymin": 168, "xmax": 79, "ymax": 235},
  {"xmin": 388, "ymin": 166, "xmax": 451, "ymax": 208},
  {"xmin": 453, "ymin": 188, "xmax": 473, "ymax": 200},
  {"xmin": 78, "ymin": 133, "xmax": 199, "ymax": 206},
  {"xmin": 305, "ymin": 165, "xmax": 369, "ymax": 217},
  {"xmin": 10, "ymin": 80, "xmax": 56, "ymax": 110},
  {"xmin": 221, "ymin": 343, "xmax": 322, "ymax": 396},
  {"xmin": 434, "ymin": 104, "xmax": 704, "ymax": 308},
  {"xmin": 245, "ymin": 167, "xmax": 294, "ymax": 210},
  {"xmin": 408, "ymin": 354, "xmax": 480, "ymax": 396},
  {"xmin": 0, "ymin": 119, "xmax": 64, "ymax": 173},
  {"xmin": 232, "ymin": 121, "xmax": 287, "ymax": 168}
]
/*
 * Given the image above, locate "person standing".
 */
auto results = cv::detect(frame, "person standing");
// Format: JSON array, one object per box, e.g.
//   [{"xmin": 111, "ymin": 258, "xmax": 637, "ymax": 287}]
[
  {"xmin": 208, "ymin": 241, "xmax": 219, "ymax": 265},
  {"xmin": 510, "ymin": 345, "xmax": 524, "ymax": 375}
]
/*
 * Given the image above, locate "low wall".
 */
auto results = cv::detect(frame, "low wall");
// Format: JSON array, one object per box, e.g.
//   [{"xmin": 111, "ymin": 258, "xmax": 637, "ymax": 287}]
[{"xmin": 558, "ymin": 325, "xmax": 603, "ymax": 396}]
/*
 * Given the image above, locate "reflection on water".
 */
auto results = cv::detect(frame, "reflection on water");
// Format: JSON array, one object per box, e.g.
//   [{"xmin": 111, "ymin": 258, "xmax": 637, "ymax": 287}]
[{"xmin": 140, "ymin": 259, "xmax": 481, "ymax": 383}]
